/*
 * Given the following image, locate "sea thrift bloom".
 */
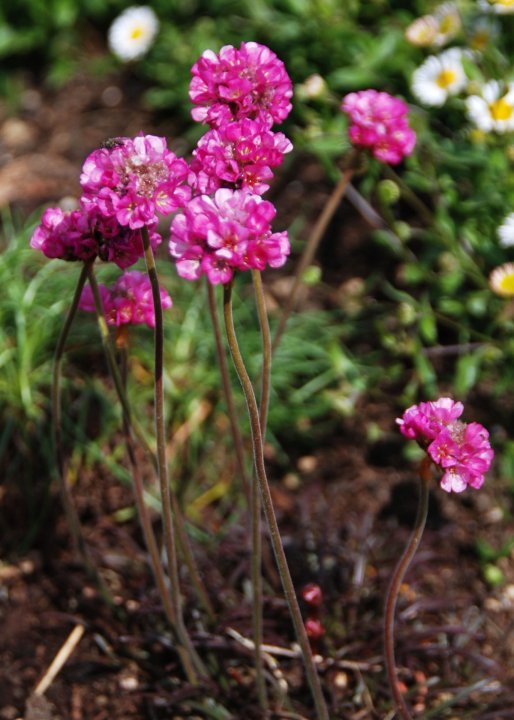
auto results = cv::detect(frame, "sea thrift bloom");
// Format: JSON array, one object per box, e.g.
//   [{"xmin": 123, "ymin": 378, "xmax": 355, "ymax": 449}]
[
  {"xmin": 80, "ymin": 134, "xmax": 191, "ymax": 229},
  {"xmin": 79, "ymin": 270, "xmax": 172, "ymax": 327},
  {"xmin": 489, "ymin": 262, "xmax": 514, "ymax": 296},
  {"xmin": 397, "ymin": 398, "xmax": 493, "ymax": 492},
  {"xmin": 466, "ymin": 81, "xmax": 514, "ymax": 133},
  {"xmin": 169, "ymin": 188, "xmax": 289, "ymax": 284},
  {"xmin": 189, "ymin": 118, "xmax": 293, "ymax": 195},
  {"xmin": 189, "ymin": 42, "xmax": 293, "ymax": 128},
  {"xmin": 108, "ymin": 6, "xmax": 159, "ymax": 61},
  {"xmin": 30, "ymin": 205, "xmax": 161, "ymax": 268},
  {"xmin": 341, "ymin": 90, "xmax": 416, "ymax": 164},
  {"xmin": 498, "ymin": 212, "xmax": 514, "ymax": 247},
  {"xmin": 411, "ymin": 48, "xmax": 469, "ymax": 107}
]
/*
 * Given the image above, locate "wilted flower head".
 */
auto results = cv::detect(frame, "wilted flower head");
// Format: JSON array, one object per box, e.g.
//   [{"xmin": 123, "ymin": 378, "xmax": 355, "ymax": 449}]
[
  {"xmin": 80, "ymin": 134, "xmax": 191, "ymax": 229},
  {"xmin": 169, "ymin": 188, "xmax": 289, "ymax": 285},
  {"xmin": 498, "ymin": 212, "xmax": 514, "ymax": 247},
  {"xmin": 489, "ymin": 262, "xmax": 514, "ymax": 296},
  {"xmin": 397, "ymin": 398, "xmax": 493, "ymax": 493},
  {"xmin": 80, "ymin": 270, "xmax": 172, "ymax": 327},
  {"xmin": 411, "ymin": 48, "xmax": 469, "ymax": 107},
  {"xmin": 108, "ymin": 6, "xmax": 159, "ymax": 61},
  {"xmin": 189, "ymin": 42, "xmax": 293, "ymax": 128},
  {"xmin": 466, "ymin": 80, "xmax": 514, "ymax": 133},
  {"xmin": 30, "ymin": 205, "xmax": 161, "ymax": 269},
  {"xmin": 189, "ymin": 118, "xmax": 292, "ymax": 195},
  {"xmin": 341, "ymin": 90, "xmax": 416, "ymax": 164}
]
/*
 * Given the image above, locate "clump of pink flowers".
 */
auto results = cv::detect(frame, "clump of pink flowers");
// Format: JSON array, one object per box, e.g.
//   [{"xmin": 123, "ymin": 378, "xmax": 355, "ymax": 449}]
[
  {"xmin": 397, "ymin": 398, "xmax": 494, "ymax": 493},
  {"xmin": 30, "ymin": 205, "xmax": 161, "ymax": 269},
  {"xmin": 189, "ymin": 118, "xmax": 292, "ymax": 195},
  {"xmin": 169, "ymin": 188, "xmax": 289, "ymax": 285},
  {"xmin": 189, "ymin": 41, "xmax": 293, "ymax": 128},
  {"xmin": 341, "ymin": 90, "xmax": 416, "ymax": 165},
  {"xmin": 79, "ymin": 270, "xmax": 172, "ymax": 328},
  {"xmin": 80, "ymin": 134, "xmax": 191, "ymax": 229}
]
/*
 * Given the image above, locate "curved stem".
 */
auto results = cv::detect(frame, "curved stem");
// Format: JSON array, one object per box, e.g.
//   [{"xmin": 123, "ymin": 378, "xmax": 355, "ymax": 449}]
[
  {"xmin": 141, "ymin": 227, "xmax": 207, "ymax": 683},
  {"xmin": 51, "ymin": 262, "xmax": 108, "ymax": 594},
  {"xmin": 206, "ymin": 279, "xmax": 250, "ymax": 502},
  {"xmin": 223, "ymin": 280, "xmax": 329, "ymax": 720},
  {"xmin": 251, "ymin": 269, "xmax": 272, "ymax": 713},
  {"xmin": 383, "ymin": 458, "xmax": 431, "ymax": 720},
  {"xmin": 272, "ymin": 167, "xmax": 354, "ymax": 355}
]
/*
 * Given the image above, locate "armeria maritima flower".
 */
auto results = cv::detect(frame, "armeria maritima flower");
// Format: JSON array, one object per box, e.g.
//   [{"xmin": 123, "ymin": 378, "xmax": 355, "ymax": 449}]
[
  {"xmin": 30, "ymin": 205, "xmax": 161, "ymax": 269},
  {"xmin": 169, "ymin": 188, "xmax": 289, "ymax": 285},
  {"xmin": 79, "ymin": 270, "xmax": 172, "ymax": 327},
  {"xmin": 189, "ymin": 117, "xmax": 292, "ymax": 195},
  {"xmin": 80, "ymin": 134, "xmax": 191, "ymax": 230},
  {"xmin": 397, "ymin": 397, "xmax": 493, "ymax": 493},
  {"xmin": 341, "ymin": 90, "xmax": 416, "ymax": 164},
  {"xmin": 189, "ymin": 42, "xmax": 293, "ymax": 128}
]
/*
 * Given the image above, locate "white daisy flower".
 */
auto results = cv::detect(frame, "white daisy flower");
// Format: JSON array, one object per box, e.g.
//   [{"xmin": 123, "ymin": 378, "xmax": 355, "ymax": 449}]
[
  {"xmin": 467, "ymin": 17, "xmax": 500, "ymax": 52},
  {"xmin": 489, "ymin": 262, "xmax": 514, "ymax": 296},
  {"xmin": 405, "ymin": 3, "xmax": 461, "ymax": 47},
  {"xmin": 478, "ymin": 0, "xmax": 514, "ymax": 14},
  {"xmin": 406, "ymin": 15, "xmax": 439, "ymax": 46},
  {"xmin": 108, "ymin": 6, "xmax": 159, "ymax": 62},
  {"xmin": 466, "ymin": 80, "xmax": 514, "ymax": 132},
  {"xmin": 498, "ymin": 212, "xmax": 514, "ymax": 247},
  {"xmin": 411, "ymin": 48, "xmax": 469, "ymax": 107}
]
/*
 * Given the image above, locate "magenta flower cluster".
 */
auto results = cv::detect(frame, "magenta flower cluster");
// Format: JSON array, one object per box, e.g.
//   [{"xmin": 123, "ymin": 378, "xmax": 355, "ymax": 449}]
[
  {"xmin": 30, "ymin": 205, "xmax": 161, "ymax": 269},
  {"xmin": 397, "ymin": 398, "xmax": 494, "ymax": 493},
  {"xmin": 189, "ymin": 42, "xmax": 293, "ymax": 128},
  {"xmin": 79, "ymin": 270, "xmax": 172, "ymax": 328},
  {"xmin": 341, "ymin": 90, "xmax": 416, "ymax": 165},
  {"xmin": 169, "ymin": 41, "xmax": 293, "ymax": 285},
  {"xmin": 170, "ymin": 189, "xmax": 289, "ymax": 285},
  {"xmin": 189, "ymin": 118, "xmax": 292, "ymax": 196},
  {"xmin": 80, "ymin": 135, "xmax": 190, "ymax": 229}
]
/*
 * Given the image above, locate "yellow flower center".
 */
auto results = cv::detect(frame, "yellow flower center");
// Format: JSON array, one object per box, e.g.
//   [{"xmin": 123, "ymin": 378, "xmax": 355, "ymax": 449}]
[
  {"xmin": 470, "ymin": 30, "xmax": 489, "ymax": 51},
  {"xmin": 436, "ymin": 69, "xmax": 457, "ymax": 89},
  {"xmin": 496, "ymin": 0, "xmax": 514, "ymax": 6},
  {"xmin": 489, "ymin": 97, "xmax": 514, "ymax": 121},
  {"xmin": 130, "ymin": 26, "xmax": 144, "ymax": 40},
  {"xmin": 438, "ymin": 15, "xmax": 459, "ymax": 34},
  {"xmin": 497, "ymin": 274, "xmax": 514, "ymax": 295}
]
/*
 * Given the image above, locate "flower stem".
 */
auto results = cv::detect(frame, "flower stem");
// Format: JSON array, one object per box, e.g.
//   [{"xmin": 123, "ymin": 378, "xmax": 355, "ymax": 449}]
[
  {"xmin": 272, "ymin": 166, "xmax": 354, "ymax": 354},
  {"xmin": 51, "ymin": 261, "xmax": 109, "ymax": 597},
  {"xmin": 223, "ymin": 280, "xmax": 329, "ymax": 720},
  {"xmin": 251, "ymin": 269, "xmax": 272, "ymax": 713},
  {"xmin": 206, "ymin": 279, "xmax": 250, "ymax": 502},
  {"xmin": 141, "ymin": 227, "xmax": 207, "ymax": 683},
  {"xmin": 383, "ymin": 458, "xmax": 431, "ymax": 720}
]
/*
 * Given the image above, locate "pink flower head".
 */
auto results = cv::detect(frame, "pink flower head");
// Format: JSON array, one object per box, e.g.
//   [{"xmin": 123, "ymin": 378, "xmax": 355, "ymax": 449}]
[
  {"xmin": 341, "ymin": 90, "xmax": 416, "ymax": 165},
  {"xmin": 79, "ymin": 270, "xmax": 172, "ymax": 328},
  {"xmin": 80, "ymin": 134, "xmax": 191, "ymax": 229},
  {"xmin": 397, "ymin": 398, "xmax": 493, "ymax": 493},
  {"xmin": 30, "ymin": 205, "xmax": 161, "ymax": 269},
  {"xmin": 169, "ymin": 188, "xmax": 290, "ymax": 284},
  {"xmin": 189, "ymin": 42, "xmax": 293, "ymax": 128},
  {"xmin": 189, "ymin": 118, "xmax": 293, "ymax": 195}
]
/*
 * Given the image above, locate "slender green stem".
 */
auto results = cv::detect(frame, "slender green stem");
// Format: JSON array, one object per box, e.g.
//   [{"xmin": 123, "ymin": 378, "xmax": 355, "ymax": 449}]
[
  {"xmin": 272, "ymin": 166, "xmax": 354, "ymax": 355},
  {"xmin": 206, "ymin": 279, "xmax": 250, "ymax": 501},
  {"xmin": 141, "ymin": 227, "xmax": 207, "ymax": 682},
  {"xmin": 383, "ymin": 458, "xmax": 431, "ymax": 720},
  {"xmin": 251, "ymin": 269, "xmax": 272, "ymax": 713},
  {"xmin": 117, "ymin": 344, "xmax": 178, "ymax": 628},
  {"xmin": 51, "ymin": 261, "xmax": 110, "ymax": 601},
  {"xmin": 223, "ymin": 281, "xmax": 329, "ymax": 720}
]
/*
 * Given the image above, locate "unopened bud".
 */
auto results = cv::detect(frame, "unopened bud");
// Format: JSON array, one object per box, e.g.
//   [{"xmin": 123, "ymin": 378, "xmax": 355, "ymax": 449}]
[{"xmin": 301, "ymin": 583, "xmax": 323, "ymax": 607}]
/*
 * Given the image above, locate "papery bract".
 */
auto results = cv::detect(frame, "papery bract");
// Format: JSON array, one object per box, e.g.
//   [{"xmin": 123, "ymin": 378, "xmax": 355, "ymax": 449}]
[
  {"xmin": 169, "ymin": 188, "xmax": 290, "ymax": 284},
  {"xmin": 189, "ymin": 42, "xmax": 293, "ymax": 128}
]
